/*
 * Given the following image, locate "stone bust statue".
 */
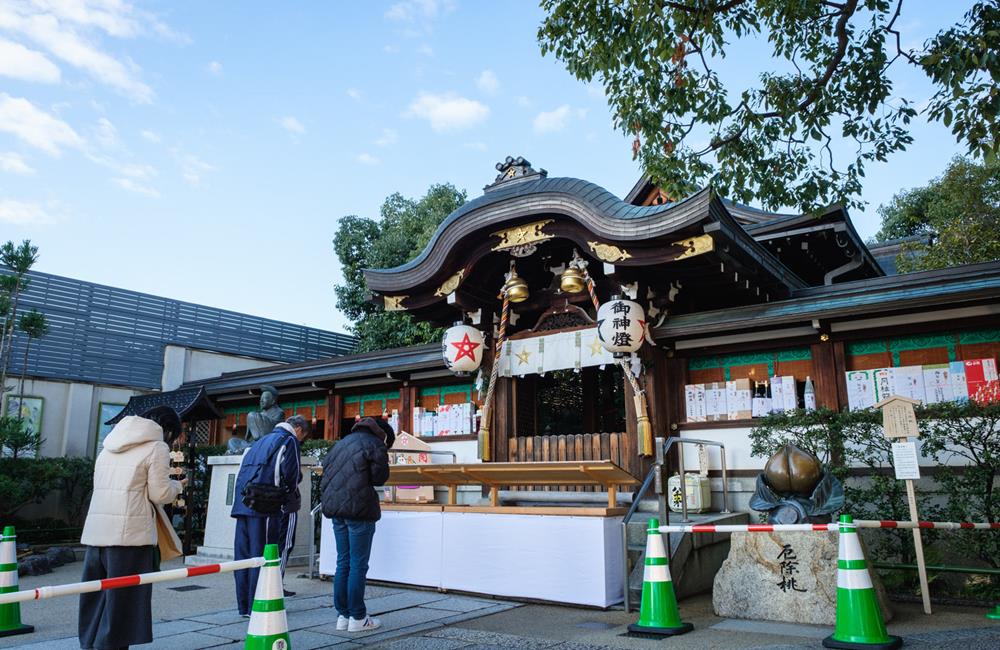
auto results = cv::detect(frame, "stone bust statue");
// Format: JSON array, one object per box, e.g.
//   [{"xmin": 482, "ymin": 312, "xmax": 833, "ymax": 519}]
[{"xmin": 246, "ymin": 385, "xmax": 285, "ymax": 443}]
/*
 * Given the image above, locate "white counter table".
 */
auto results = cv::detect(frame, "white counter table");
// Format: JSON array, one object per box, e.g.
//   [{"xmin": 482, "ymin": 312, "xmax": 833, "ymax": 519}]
[{"xmin": 318, "ymin": 460, "xmax": 636, "ymax": 607}]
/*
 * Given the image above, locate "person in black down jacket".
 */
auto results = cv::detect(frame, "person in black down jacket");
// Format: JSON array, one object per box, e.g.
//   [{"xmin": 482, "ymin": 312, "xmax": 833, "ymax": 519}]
[{"xmin": 320, "ymin": 416, "xmax": 394, "ymax": 633}]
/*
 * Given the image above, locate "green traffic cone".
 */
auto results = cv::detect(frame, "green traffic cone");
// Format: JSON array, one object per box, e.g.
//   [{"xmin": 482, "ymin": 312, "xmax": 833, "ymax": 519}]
[
  {"xmin": 627, "ymin": 518, "xmax": 692, "ymax": 637},
  {"xmin": 0, "ymin": 526, "xmax": 33, "ymax": 638},
  {"xmin": 244, "ymin": 544, "xmax": 291, "ymax": 650},
  {"xmin": 823, "ymin": 515, "xmax": 901, "ymax": 650},
  {"xmin": 987, "ymin": 603, "xmax": 1000, "ymax": 620}
]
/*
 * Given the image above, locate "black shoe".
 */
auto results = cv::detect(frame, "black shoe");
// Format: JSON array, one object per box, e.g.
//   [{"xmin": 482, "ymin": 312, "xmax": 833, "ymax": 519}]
[{"xmin": 283, "ymin": 589, "xmax": 296, "ymax": 597}]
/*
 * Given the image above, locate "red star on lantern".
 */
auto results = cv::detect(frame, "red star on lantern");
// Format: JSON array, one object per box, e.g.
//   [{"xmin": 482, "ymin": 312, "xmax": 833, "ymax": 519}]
[{"xmin": 450, "ymin": 333, "xmax": 481, "ymax": 363}]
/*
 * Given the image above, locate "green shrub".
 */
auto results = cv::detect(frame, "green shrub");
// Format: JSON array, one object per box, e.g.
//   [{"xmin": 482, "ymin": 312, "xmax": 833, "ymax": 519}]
[{"xmin": 749, "ymin": 402, "xmax": 1000, "ymax": 601}]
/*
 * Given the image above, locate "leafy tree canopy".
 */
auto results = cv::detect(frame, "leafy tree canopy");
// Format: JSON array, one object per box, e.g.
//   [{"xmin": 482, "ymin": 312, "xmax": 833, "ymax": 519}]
[
  {"xmin": 333, "ymin": 184, "xmax": 467, "ymax": 353},
  {"xmin": 873, "ymin": 156, "xmax": 1000, "ymax": 271},
  {"xmin": 538, "ymin": 1, "xmax": 1000, "ymax": 214}
]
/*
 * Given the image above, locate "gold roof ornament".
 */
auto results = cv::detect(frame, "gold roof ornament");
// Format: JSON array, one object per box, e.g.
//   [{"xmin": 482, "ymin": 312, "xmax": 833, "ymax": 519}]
[
  {"xmin": 434, "ymin": 269, "xmax": 465, "ymax": 297},
  {"xmin": 587, "ymin": 241, "xmax": 632, "ymax": 262},
  {"xmin": 492, "ymin": 219, "xmax": 554, "ymax": 251},
  {"xmin": 383, "ymin": 295, "xmax": 408, "ymax": 311},
  {"xmin": 671, "ymin": 234, "xmax": 714, "ymax": 260}
]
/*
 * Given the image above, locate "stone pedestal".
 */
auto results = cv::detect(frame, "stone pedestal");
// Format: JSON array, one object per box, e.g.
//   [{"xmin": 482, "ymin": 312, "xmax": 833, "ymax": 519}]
[
  {"xmin": 712, "ymin": 531, "xmax": 893, "ymax": 626},
  {"xmin": 185, "ymin": 454, "xmax": 317, "ymax": 567}
]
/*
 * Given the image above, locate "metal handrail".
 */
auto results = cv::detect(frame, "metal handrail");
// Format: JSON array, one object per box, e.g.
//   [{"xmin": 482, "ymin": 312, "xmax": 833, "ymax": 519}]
[
  {"xmin": 621, "ymin": 464, "xmax": 658, "ymax": 613},
  {"xmin": 620, "ymin": 436, "xmax": 731, "ymax": 612},
  {"xmin": 664, "ymin": 437, "xmax": 731, "ymax": 522},
  {"xmin": 308, "ymin": 503, "xmax": 322, "ymax": 579}
]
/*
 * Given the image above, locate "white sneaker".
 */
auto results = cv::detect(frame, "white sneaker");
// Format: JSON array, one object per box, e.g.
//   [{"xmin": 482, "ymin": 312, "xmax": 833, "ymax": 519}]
[
  {"xmin": 347, "ymin": 615, "xmax": 381, "ymax": 632},
  {"xmin": 336, "ymin": 615, "xmax": 348, "ymax": 631}
]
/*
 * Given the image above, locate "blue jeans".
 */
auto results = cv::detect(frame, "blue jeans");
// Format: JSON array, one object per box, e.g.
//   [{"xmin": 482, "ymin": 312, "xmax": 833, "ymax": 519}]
[{"xmin": 331, "ymin": 517, "xmax": 376, "ymax": 619}]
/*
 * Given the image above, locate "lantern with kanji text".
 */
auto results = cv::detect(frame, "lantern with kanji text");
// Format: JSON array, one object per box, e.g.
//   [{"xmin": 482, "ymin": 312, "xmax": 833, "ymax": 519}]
[{"xmin": 596, "ymin": 296, "xmax": 645, "ymax": 358}]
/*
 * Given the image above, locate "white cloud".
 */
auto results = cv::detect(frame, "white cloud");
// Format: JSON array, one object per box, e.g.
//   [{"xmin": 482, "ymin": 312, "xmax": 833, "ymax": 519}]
[
  {"xmin": 0, "ymin": 94, "xmax": 83, "ymax": 155},
  {"xmin": 206, "ymin": 60, "xmax": 223, "ymax": 75},
  {"xmin": 383, "ymin": 44, "xmax": 399, "ymax": 54},
  {"xmin": 113, "ymin": 177, "xmax": 159, "ymax": 197},
  {"xmin": 515, "ymin": 95, "xmax": 531, "ymax": 108},
  {"xmin": 0, "ymin": 38, "xmax": 61, "ymax": 83},
  {"xmin": 417, "ymin": 43, "xmax": 433, "ymax": 56},
  {"xmin": 384, "ymin": 0, "xmax": 454, "ymax": 36},
  {"xmin": 375, "ymin": 128, "xmax": 397, "ymax": 147},
  {"xmin": 357, "ymin": 153, "xmax": 380, "ymax": 165},
  {"xmin": 0, "ymin": 152, "xmax": 35, "ymax": 174},
  {"xmin": 385, "ymin": 0, "xmax": 453, "ymax": 23},
  {"xmin": 93, "ymin": 117, "xmax": 120, "ymax": 149},
  {"xmin": 0, "ymin": 199, "xmax": 54, "ymax": 225},
  {"xmin": 279, "ymin": 116, "xmax": 305, "ymax": 134},
  {"xmin": 406, "ymin": 92, "xmax": 489, "ymax": 132},
  {"xmin": 476, "ymin": 69, "xmax": 499, "ymax": 95},
  {"xmin": 0, "ymin": 1, "xmax": 160, "ymax": 102},
  {"xmin": 533, "ymin": 105, "xmax": 587, "ymax": 134},
  {"xmin": 464, "ymin": 141, "xmax": 487, "ymax": 151},
  {"xmin": 173, "ymin": 149, "xmax": 216, "ymax": 186},
  {"xmin": 141, "ymin": 129, "xmax": 161, "ymax": 144},
  {"xmin": 346, "ymin": 88, "xmax": 362, "ymax": 101}
]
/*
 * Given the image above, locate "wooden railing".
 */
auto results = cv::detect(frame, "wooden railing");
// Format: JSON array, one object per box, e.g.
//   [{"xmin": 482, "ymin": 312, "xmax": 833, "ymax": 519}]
[{"xmin": 506, "ymin": 432, "xmax": 638, "ymax": 491}]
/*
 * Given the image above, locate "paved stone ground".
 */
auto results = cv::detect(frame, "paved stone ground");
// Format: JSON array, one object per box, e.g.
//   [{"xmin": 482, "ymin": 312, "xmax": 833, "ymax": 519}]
[{"xmin": 4, "ymin": 557, "xmax": 999, "ymax": 649}]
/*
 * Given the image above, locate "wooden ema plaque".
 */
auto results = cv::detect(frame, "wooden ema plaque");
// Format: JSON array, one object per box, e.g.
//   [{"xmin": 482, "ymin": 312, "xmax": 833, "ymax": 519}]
[{"xmin": 386, "ymin": 432, "xmax": 434, "ymax": 503}]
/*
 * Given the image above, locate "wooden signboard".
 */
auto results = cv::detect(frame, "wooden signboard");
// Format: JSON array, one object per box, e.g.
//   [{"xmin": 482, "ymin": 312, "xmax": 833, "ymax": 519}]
[
  {"xmin": 387, "ymin": 432, "xmax": 434, "ymax": 503},
  {"xmin": 875, "ymin": 395, "xmax": 930, "ymax": 615}
]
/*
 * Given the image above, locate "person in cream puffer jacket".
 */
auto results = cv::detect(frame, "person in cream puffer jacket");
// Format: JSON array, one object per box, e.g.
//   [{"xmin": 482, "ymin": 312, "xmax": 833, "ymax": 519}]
[{"xmin": 79, "ymin": 408, "xmax": 185, "ymax": 650}]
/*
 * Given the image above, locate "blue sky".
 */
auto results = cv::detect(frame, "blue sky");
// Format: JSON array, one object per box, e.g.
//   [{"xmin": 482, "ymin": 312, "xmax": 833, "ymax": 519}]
[{"xmin": 0, "ymin": 1, "xmax": 977, "ymax": 333}]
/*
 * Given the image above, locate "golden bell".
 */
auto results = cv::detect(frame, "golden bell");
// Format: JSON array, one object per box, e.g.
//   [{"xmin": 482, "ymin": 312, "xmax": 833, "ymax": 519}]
[
  {"xmin": 560, "ymin": 265, "xmax": 586, "ymax": 293},
  {"xmin": 503, "ymin": 268, "xmax": 530, "ymax": 303}
]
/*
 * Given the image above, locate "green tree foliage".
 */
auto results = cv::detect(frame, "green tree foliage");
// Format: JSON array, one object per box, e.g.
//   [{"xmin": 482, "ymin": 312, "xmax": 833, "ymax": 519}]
[
  {"xmin": 0, "ymin": 240, "xmax": 39, "ymax": 392},
  {"xmin": 873, "ymin": 156, "xmax": 1000, "ymax": 271},
  {"xmin": 538, "ymin": 1, "xmax": 1000, "ymax": 214},
  {"xmin": 17, "ymin": 309, "xmax": 48, "ymax": 398},
  {"xmin": 334, "ymin": 184, "xmax": 467, "ymax": 353}
]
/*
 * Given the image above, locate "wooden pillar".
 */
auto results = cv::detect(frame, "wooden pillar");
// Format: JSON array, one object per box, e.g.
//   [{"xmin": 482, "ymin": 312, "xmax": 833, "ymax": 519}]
[
  {"xmin": 328, "ymin": 392, "xmax": 342, "ymax": 441},
  {"xmin": 832, "ymin": 340, "xmax": 849, "ymax": 410},
  {"xmin": 400, "ymin": 385, "xmax": 415, "ymax": 435},
  {"xmin": 810, "ymin": 341, "xmax": 841, "ymax": 410},
  {"xmin": 492, "ymin": 377, "xmax": 514, "ymax": 462}
]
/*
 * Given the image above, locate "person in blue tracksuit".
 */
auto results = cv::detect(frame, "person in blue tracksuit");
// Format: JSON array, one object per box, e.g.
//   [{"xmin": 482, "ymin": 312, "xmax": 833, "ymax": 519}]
[{"xmin": 231, "ymin": 414, "xmax": 310, "ymax": 617}]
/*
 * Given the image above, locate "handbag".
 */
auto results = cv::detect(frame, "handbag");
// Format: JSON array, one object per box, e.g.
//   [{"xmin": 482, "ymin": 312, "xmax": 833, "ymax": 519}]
[
  {"xmin": 241, "ymin": 434, "xmax": 292, "ymax": 515},
  {"xmin": 153, "ymin": 503, "xmax": 183, "ymax": 562}
]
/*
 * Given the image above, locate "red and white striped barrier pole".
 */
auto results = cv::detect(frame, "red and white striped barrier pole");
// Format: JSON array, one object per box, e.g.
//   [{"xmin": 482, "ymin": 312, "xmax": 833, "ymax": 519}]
[
  {"xmin": 0, "ymin": 557, "xmax": 265, "ymax": 606},
  {"xmin": 659, "ymin": 520, "xmax": 1000, "ymax": 534}
]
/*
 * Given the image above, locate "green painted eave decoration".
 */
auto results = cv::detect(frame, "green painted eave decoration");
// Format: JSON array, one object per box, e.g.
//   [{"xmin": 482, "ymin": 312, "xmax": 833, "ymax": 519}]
[
  {"xmin": 845, "ymin": 328, "xmax": 1000, "ymax": 367},
  {"xmin": 688, "ymin": 347, "xmax": 812, "ymax": 381},
  {"xmin": 419, "ymin": 384, "xmax": 475, "ymax": 404}
]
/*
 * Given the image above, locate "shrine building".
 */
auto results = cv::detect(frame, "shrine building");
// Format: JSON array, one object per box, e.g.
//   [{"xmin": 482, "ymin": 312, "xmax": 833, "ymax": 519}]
[{"xmin": 188, "ymin": 157, "xmax": 1000, "ymax": 510}]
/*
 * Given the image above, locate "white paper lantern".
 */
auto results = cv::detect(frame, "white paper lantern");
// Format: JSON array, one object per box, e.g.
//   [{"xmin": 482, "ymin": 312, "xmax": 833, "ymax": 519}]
[
  {"xmin": 596, "ymin": 297, "xmax": 645, "ymax": 357},
  {"xmin": 442, "ymin": 324, "xmax": 485, "ymax": 374}
]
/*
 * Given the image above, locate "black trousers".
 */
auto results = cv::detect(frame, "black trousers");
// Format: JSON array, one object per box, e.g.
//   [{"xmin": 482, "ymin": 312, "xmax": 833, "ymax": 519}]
[{"xmin": 78, "ymin": 545, "xmax": 155, "ymax": 650}]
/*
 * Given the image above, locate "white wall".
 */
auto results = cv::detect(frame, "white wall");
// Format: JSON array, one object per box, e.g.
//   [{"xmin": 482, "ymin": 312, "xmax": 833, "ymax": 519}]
[
  {"xmin": 3, "ymin": 377, "xmax": 143, "ymax": 458},
  {"xmin": 161, "ymin": 345, "xmax": 280, "ymax": 391}
]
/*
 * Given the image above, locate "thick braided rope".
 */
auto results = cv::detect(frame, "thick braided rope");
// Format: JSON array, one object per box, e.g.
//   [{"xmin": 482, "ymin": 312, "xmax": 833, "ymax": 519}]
[{"xmin": 477, "ymin": 289, "xmax": 511, "ymax": 460}]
